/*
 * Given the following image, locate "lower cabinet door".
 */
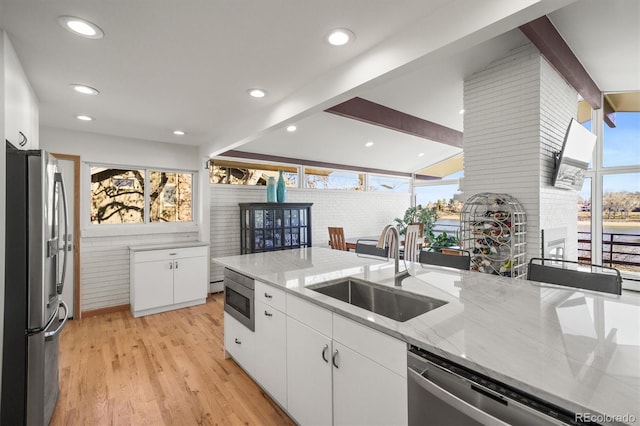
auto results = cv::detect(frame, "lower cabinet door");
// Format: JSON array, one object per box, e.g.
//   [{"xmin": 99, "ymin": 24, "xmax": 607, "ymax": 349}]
[
  {"xmin": 134, "ymin": 260, "xmax": 173, "ymax": 311},
  {"xmin": 332, "ymin": 341, "xmax": 408, "ymax": 426},
  {"xmin": 286, "ymin": 317, "xmax": 332, "ymax": 426},
  {"xmin": 224, "ymin": 312, "xmax": 255, "ymax": 376},
  {"xmin": 254, "ymin": 301, "xmax": 287, "ymax": 407},
  {"xmin": 172, "ymin": 256, "xmax": 207, "ymax": 304}
]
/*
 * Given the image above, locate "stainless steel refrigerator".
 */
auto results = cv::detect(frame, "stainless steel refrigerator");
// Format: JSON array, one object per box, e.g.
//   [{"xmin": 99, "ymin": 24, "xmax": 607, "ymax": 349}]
[{"xmin": 3, "ymin": 144, "xmax": 69, "ymax": 425}]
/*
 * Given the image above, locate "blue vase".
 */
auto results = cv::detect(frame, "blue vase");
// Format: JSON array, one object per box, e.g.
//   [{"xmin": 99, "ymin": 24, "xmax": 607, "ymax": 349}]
[
  {"xmin": 266, "ymin": 177, "xmax": 277, "ymax": 202},
  {"xmin": 276, "ymin": 170, "xmax": 286, "ymax": 203}
]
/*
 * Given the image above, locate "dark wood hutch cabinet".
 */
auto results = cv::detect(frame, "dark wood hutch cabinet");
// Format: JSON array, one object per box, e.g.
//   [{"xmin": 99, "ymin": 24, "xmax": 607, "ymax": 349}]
[{"xmin": 239, "ymin": 203, "xmax": 313, "ymax": 254}]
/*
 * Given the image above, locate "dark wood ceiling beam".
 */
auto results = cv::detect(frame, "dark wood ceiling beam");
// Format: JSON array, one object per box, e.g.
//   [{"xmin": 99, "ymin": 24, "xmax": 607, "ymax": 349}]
[
  {"xmin": 324, "ymin": 97, "xmax": 463, "ymax": 148},
  {"xmin": 219, "ymin": 150, "xmax": 440, "ymax": 180},
  {"xmin": 603, "ymin": 95, "xmax": 616, "ymax": 128},
  {"xmin": 520, "ymin": 16, "xmax": 602, "ymax": 110}
]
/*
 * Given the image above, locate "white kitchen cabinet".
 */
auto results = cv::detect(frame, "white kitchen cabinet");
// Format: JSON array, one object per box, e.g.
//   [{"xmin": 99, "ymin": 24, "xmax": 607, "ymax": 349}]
[
  {"xmin": 254, "ymin": 299, "xmax": 287, "ymax": 408},
  {"xmin": 4, "ymin": 34, "xmax": 38, "ymax": 150},
  {"xmin": 286, "ymin": 315, "xmax": 333, "ymax": 426},
  {"xmin": 130, "ymin": 244, "xmax": 208, "ymax": 317},
  {"xmin": 332, "ymin": 341, "xmax": 407, "ymax": 426},
  {"xmin": 284, "ymin": 292, "xmax": 407, "ymax": 426},
  {"xmin": 224, "ymin": 312, "xmax": 255, "ymax": 376}
]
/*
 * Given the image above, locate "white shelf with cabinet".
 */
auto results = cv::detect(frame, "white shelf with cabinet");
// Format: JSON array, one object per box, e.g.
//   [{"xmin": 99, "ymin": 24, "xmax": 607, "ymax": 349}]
[
  {"xmin": 222, "ymin": 274, "xmax": 408, "ymax": 425},
  {"xmin": 3, "ymin": 33, "xmax": 39, "ymax": 150},
  {"xmin": 129, "ymin": 243, "xmax": 208, "ymax": 317}
]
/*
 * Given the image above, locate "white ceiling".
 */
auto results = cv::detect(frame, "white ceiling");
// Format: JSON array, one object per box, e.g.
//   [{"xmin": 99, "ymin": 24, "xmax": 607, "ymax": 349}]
[{"xmin": 1, "ymin": 0, "xmax": 638, "ymax": 174}]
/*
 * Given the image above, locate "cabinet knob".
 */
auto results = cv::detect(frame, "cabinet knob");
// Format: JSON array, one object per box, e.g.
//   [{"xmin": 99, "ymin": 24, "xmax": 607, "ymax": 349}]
[
  {"xmin": 332, "ymin": 349, "xmax": 339, "ymax": 369},
  {"xmin": 169, "ymin": 262, "xmax": 173, "ymax": 269},
  {"xmin": 264, "ymin": 292, "xmax": 273, "ymax": 299},
  {"xmin": 235, "ymin": 338, "xmax": 241, "ymax": 345},
  {"xmin": 264, "ymin": 310, "xmax": 273, "ymax": 317},
  {"xmin": 175, "ymin": 261, "xmax": 179, "ymax": 269}
]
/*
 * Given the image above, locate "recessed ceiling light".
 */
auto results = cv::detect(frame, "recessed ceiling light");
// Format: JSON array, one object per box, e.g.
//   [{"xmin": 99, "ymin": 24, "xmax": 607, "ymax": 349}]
[
  {"xmin": 418, "ymin": 152, "xmax": 425, "ymax": 157},
  {"xmin": 327, "ymin": 28, "xmax": 355, "ymax": 46},
  {"xmin": 76, "ymin": 115, "xmax": 94, "ymax": 121},
  {"xmin": 286, "ymin": 125, "xmax": 297, "ymax": 132},
  {"xmin": 459, "ymin": 109, "xmax": 465, "ymax": 114},
  {"xmin": 173, "ymin": 130, "xmax": 185, "ymax": 136},
  {"xmin": 59, "ymin": 16, "xmax": 104, "ymax": 39},
  {"xmin": 71, "ymin": 84, "xmax": 99, "ymax": 95},
  {"xmin": 248, "ymin": 88, "xmax": 267, "ymax": 98},
  {"xmin": 365, "ymin": 141, "xmax": 374, "ymax": 147}
]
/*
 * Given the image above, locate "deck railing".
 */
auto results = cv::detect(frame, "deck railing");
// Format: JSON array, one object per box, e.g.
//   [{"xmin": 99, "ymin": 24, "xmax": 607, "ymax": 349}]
[
  {"xmin": 578, "ymin": 232, "xmax": 640, "ymax": 271},
  {"xmin": 436, "ymin": 224, "xmax": 640, "ymax": 272}
]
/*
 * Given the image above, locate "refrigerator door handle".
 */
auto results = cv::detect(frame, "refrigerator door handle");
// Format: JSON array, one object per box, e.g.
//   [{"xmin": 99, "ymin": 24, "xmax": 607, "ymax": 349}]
[
  {"xmin": 45, "ymin": 300, "xmax": 69, "ymax": 340},
  {"xmin": 54, "ymin": 172, "xmax": 69, "ymax": 295}
]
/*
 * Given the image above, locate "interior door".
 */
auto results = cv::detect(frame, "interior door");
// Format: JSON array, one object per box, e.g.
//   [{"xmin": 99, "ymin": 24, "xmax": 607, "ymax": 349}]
[{"xmin": 56, "ymin": 158, "xmax": 75, "ymax": 319}]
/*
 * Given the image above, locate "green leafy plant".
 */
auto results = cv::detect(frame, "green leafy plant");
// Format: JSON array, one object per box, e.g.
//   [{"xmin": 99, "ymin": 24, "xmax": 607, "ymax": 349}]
[
  {"xmin": 429, "ymin": 231, "xmax": 459, "ymax": 251},
  {"xmin": 394, "ymin": 205, "xmax": 438, "ymax": 237}
]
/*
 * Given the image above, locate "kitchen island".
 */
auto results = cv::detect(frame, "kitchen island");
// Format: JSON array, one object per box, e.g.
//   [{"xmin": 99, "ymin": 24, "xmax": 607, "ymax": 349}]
[{"xmin": 214, "ymin": 247, "xmax": 640, "ymax": 425}]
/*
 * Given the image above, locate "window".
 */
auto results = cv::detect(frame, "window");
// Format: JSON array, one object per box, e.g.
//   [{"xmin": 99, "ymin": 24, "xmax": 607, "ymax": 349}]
[
  {"xmin": 414, "ymin": 183, "xmax": 462, "ymax": 236},
  {"xmin": 90, "ymin": 167, "xmax": 145, "ymax": 224},
  {"xmin": 577, "ymin": 177, "xmax": 592, "ymax": 264},
  {"xmin": 90, "ymin": 166, "xmax": 194, "ymax": 225},
  {"xmin": 602, "ymin": 173, "xmax": 640, "ymax": 273},
  {"xmin": 603, "ymin": 112, "xmax": 640, "ymax": 167},
  {"xmin": 304, "ymin": 167, "xmax": 364, "ymax": 190},
  {"xmin": 210, "ymin": 159, "xmax": 298, "ymax": 186},
  {"xmin": 582, "ymin": 92, "xmax": 640, "ymax": 285},
  {"xmin": 368, "ymin": 175, "xmax": 410, "ymax": 192},
  {"xmin": 149, "ymin": 171, "xmax": 192, "ymax": 222}
]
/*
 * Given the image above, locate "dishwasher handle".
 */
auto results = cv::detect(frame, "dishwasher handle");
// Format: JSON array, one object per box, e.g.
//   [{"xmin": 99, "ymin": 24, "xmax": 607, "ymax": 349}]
[{"xmin": 408, "ymin": 367, "xmax": 511, "ymax": 426}]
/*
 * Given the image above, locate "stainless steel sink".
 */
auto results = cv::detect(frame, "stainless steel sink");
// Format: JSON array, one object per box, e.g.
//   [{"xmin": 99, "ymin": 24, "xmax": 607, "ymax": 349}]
[{"xmin": 308, "ymin": 277, "xmax": 447, "ymax": 322}]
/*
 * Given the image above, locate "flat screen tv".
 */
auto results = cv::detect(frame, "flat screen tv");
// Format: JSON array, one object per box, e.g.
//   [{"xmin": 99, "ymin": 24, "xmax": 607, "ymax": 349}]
[{"xmin": 551, "ymin": 118, "xmax": 597, "ymax": 190}]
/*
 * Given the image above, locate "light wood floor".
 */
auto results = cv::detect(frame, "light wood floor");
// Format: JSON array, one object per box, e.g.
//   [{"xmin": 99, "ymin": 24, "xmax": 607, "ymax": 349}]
[{"xmin": 50, "ymin": 293, "xmax": 295, "ymax": 426}]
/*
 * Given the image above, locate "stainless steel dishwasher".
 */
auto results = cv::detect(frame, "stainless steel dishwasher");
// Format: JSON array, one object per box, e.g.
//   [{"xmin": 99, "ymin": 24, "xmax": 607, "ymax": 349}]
[{"xmin": 408, "ymin": 346, "xmax": 585, "ymax": 426}]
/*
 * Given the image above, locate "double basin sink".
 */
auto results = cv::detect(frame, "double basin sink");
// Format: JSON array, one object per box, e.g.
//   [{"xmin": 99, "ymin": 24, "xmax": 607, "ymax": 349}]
[{"xmin": 308, "ymin": 277, "xmax": 446, "ymax": 322}]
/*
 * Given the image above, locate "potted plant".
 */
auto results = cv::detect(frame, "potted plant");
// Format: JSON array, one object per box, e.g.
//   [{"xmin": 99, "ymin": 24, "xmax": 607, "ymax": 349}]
[
  {"xmin": 394, "ymin": 205, "xmax": 438, "ymax": 240},
  {"xmin": 428, "ymin": 231, "xmax": 459, "ymax": 252}
]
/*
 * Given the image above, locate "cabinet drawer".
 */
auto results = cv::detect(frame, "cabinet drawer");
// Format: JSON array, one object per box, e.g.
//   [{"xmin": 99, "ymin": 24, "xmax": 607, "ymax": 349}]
[
  {"xmin": 255, "ymin": 280, "xmax": 286, "ymax": 311},
  {"xmin": 286, "ymin": 294, "xmax": 332, "ymax": 337},
  {"xmin": 333, "ymin": 314, "xmax": 407, "ymax": 377},
  {"xmin": 224, "ymin": 312, "xmax": 255, "ymax": 375},
  {"xmin": 133, "ymin": 246, "xmax": 207, "ymax": 263}
]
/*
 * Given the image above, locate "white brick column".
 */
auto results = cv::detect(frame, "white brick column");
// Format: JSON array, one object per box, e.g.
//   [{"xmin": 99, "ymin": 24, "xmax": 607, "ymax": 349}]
[{"xmin": 463, "ymin": 43, "xmax": 579, "ymax": 261}]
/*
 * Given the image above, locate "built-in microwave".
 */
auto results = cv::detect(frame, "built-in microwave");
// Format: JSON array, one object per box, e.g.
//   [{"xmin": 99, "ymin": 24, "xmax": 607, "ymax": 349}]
[{"xmin": 223, "ymin": 268, "xmax": 255, "ymax": 331}]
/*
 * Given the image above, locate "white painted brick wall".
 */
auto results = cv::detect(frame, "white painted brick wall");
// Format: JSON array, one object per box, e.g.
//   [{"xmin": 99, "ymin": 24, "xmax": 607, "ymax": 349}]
[
  {"xmin": 81, "ymin": 231, "xmax": 199, "ymax": 311},
  {"xmin": 463, "ymin": 43, "xmax": 578, "ymax": 262},
  {"xmin": 209, "ymin": 185, "xmax": 409, "ymax": 282}
]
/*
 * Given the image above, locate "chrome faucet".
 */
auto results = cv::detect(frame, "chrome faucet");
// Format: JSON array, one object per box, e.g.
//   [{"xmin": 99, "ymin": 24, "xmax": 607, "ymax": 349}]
[{"xmin": 383, "ymin": 225, "xmax": 411, "ymax": 286}]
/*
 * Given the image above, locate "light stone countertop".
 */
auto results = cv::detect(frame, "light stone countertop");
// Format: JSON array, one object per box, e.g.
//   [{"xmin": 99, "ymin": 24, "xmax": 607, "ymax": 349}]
[{"xmin": 213, "ymin": 247, "xmax": 640, "ymax": 425}]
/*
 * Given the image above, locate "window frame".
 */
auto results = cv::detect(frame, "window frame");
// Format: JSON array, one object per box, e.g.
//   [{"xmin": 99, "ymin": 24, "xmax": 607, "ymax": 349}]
[
  {"xmin": 585, "ymin": 102, "xmax": 640, "ymax": 288},
  {"xmin": 84, "ymin": 162, "xmax": 199, "ymax": 236}
]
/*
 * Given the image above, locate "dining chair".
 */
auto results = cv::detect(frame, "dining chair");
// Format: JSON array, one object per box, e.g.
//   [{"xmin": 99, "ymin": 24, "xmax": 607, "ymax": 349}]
[
  {"xmin": 527, "ymin": 258, "xmax": 622, "ymax": 295},
  {"xmin": 418, "ymin": 249, "xmax": 471, "ymax": 271},
  {"xmin": 403, "ymin": 224, "xmax": 422, "ymax": 262},
  {"xmin": 328, "ymin": 227, "xmax": 347, "ymax": 251},
  {"xmin": 356, "ymin": 224, "xmax": 396, "ymax": 259}
]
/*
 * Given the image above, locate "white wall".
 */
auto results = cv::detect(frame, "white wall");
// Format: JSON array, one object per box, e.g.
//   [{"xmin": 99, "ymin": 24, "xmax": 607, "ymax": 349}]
[
  {"xmin": 40, "ymin": 126, "xmax": 204, "ymax": 312},
  {"xmin": 463, "ymin": 43, "xmax": 579, "ymax": 262},
  {"xmin": 209, "ymin": 185, "xmax": 410, "ymax": 283}
]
